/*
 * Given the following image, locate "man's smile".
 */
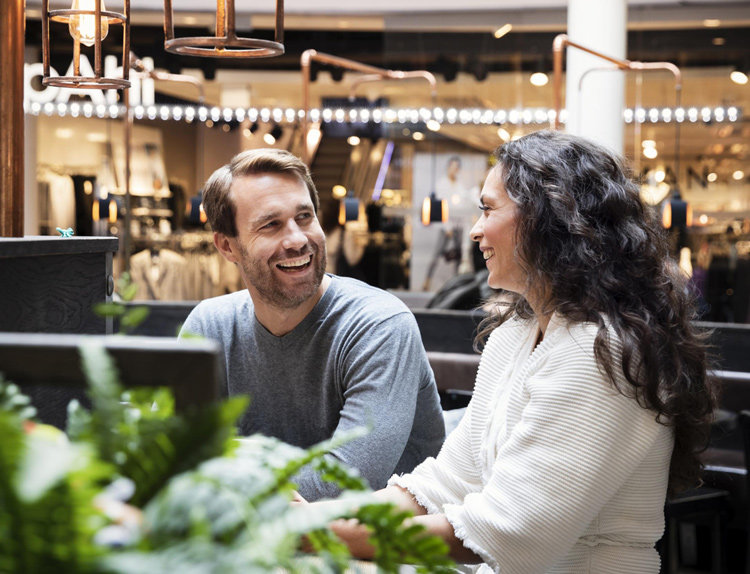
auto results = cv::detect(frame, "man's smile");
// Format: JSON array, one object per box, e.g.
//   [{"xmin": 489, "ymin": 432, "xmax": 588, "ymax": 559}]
[{"xmin": 276, "ymin": 253, "xmax": 313, "ymax": 272}]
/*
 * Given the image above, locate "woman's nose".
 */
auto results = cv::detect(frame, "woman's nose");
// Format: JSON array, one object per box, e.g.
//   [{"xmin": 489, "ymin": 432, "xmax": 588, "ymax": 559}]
[{"xmin": 470, "ymin": 218, "xmax": 483, "ymax": 242}]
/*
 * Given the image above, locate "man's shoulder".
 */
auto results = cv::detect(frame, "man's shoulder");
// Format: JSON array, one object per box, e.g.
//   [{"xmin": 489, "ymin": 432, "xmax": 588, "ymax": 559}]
[
  {"xmin": 330, "ymin": 276, "xmax": 410, "ymax": 318},
  {"xmin": 193, "ymin": 289, "xmax": 251, "ymax": 312},
  {"xmin": 186, "ymin": 290, "xmax": 252, "ymax": 327}
]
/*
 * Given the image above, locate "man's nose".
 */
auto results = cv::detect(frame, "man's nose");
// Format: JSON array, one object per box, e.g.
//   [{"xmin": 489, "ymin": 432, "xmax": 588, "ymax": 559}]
[{"xmin": 281, "ymin": 220, "xmax": 308, "ymax": 250}]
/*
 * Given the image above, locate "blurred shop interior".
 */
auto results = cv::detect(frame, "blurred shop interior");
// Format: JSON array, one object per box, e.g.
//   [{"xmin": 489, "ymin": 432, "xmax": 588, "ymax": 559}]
[{"xmin": 18, "ymin": 0, "xmax": 750, "ymax": 321}]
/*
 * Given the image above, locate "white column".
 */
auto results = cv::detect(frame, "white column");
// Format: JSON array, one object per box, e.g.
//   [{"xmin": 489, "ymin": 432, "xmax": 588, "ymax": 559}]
[{"xmin": 565, "ymin": 0, "xmax": 627, "ymax": 154}]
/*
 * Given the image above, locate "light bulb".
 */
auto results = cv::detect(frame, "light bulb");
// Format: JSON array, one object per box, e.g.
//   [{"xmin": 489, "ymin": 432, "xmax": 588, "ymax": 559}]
[
  {"xmin": 69, "ymin": 0, "xmax": 109, "ymax": 48},
  {"xmin": 530, "ymin": 72, "xmax": 549, "ymax": 87}
]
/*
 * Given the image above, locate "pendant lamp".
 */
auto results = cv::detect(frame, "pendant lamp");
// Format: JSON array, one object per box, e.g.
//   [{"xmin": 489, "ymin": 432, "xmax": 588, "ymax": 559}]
[
  {"xmin": 421, "ymin": 192, "xmax": 448, "ymax": 226},
  {"xmin": 338, "ymin": 194, "xmax": 360, "ymax": 225},
  {"xmin": 41, "ymin": 0, "xmax": 130, "ymax": 89},
  {"xmin": 163, "ymin": 0, "xmax": 285, "ymax": 59},
  {"xmin": 662, "ymin": 194, "xmax": 693, "ymax": 229}
]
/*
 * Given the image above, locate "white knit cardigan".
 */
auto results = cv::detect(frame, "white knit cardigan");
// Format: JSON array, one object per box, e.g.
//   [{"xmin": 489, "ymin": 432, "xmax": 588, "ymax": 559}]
[{"xmin": 390, "ymin": 313, "xmax": 673, "ymax": 573}]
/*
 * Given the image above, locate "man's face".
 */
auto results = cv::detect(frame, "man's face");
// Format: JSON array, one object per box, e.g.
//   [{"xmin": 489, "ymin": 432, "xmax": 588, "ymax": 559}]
[{"xmin": 224, "ymin": 172, "xmax": 327, "ymax": 309}]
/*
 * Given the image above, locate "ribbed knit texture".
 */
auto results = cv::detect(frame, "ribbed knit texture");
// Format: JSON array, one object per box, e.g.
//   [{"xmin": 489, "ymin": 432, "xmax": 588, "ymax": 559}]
[{"xmin": 389, "ymin": 313, "xmax": 673, "ymax": 573}]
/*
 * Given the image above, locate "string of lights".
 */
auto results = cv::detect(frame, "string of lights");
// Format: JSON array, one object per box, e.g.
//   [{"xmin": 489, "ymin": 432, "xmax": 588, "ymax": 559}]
[{"xmin": 23, "ymin": 101, "xmax": 742, "ymax": 127}]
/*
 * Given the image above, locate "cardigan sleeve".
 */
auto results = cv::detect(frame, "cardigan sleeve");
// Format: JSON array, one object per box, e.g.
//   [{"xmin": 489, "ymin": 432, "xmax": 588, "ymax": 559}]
[
  {"xmin": 388, "ymin": 394, "xmax": 484, "ymax": 513},
  {"xmin": 439, "ymin": 328, "xmax": 670, "ymax": 573}
]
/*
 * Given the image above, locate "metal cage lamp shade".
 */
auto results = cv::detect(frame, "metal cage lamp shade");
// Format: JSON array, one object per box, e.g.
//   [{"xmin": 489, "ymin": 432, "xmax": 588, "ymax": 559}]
[
  {"xmin": 421, "ymin": 192, "xmax": 448, "ymax": 226},
  {"xmin": 163, "ymin": 0, "xmax": 285, "ymax": 59},
  {"xmin": 41, "ymin": 0, "xmax": 130, "ymax": 90},
  {"xmin": 338, "ymin": 195, "xmax": 360, "ymax": 226}
]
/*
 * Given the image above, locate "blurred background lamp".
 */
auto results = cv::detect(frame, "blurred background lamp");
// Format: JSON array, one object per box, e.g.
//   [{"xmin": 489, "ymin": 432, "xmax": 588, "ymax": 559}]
[
  {"xmin": 529, "ymin": 72, "xmax": 549, "ymax": 87},
  {"xmin": 338, "ymin": 195, "xmax": 360, "ymax": 225},
  {"xmin": 421, "ymin": 192, "xmax": 448, "ymax": 225},
  {"xmin": 730, "ymin": 70, "xmax": 748, "ymax": 85},
  {"xmin": 186, "ymin": 195, "xmax": 207, "ymax": 225},
  {"xmin": 662, "ymin": 197, "xmax": 693, "ymax": 229}
]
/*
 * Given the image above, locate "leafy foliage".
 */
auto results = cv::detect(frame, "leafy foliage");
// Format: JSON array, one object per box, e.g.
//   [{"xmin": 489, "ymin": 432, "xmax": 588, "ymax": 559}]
[
  {"xmin": 0, "ymin": 407, "xmax": 109, "ymax": 574},
  {"xmin": 0, "ymin": 346, "xmax": 455, "ymax": 573},
  {"xmin": 0, "ymin": 376, "xmax": 37, "ymax": 420},
  {"xmin": 93, "ymin": 272, "xmax": 149, "ymax": 335},
  {"xmin": 68, "ymin": 343, "xmax": 247, "ymax": 507}
]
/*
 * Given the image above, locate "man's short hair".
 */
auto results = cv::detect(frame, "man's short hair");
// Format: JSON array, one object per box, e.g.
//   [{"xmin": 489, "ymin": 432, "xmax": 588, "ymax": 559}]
[{"xmin": 202, "ymin": 148, "xmax": 320, "ymax": 237}]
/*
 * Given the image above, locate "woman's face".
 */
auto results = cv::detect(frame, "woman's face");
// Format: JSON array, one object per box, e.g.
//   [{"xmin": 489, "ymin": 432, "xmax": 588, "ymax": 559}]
[{"xmin": 470, "ymin": 167, "xmax": 527, "ymax": 294}]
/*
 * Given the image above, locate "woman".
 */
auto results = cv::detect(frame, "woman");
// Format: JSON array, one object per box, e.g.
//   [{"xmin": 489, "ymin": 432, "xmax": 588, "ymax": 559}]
[{"xmin": 307, "ymin": 130, "xmax": 716, "ymax": 573}]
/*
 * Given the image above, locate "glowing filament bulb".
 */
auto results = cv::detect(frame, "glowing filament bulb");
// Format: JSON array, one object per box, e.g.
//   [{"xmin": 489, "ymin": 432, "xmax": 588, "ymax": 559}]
[{"xmin": 69, "ymin": 0, "xmax": 109, "ymax": 47}]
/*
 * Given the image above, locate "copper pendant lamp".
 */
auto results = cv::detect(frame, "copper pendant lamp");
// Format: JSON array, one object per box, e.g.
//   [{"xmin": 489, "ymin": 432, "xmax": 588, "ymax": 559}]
[
  {"xmin": 41, "ymin": 0, "xmax": 131, "ymax": 90},
  {"xmin": 163, "ymin": 0, "xmax": 285, "ymax": 59}
]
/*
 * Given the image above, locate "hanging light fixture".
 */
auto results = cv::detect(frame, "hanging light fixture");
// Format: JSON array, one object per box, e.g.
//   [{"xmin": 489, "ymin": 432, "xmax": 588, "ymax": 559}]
[
  {"xmin": 662, "ymin": 194, "xmax": 693, "ymax": 229},
  {"xmin": 41, "ymin": 0, "xmax": 130, "ymax": 89},
  {"xmin": 338, "ymin": 193, "xmax": 360, "ymax": 225},
  {"xmin": 421, "ymin": 192, "xmax": 448, "ymax": 226},
  {"xmin": 163, "ymin": 0, "xmax": 285, "ymax": 59}
]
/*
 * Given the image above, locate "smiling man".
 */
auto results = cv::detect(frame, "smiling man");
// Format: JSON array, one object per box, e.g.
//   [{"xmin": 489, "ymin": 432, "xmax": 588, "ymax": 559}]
[{"xmin": 179, "ymin": 149, "xmax": 445, "ymax": 501}]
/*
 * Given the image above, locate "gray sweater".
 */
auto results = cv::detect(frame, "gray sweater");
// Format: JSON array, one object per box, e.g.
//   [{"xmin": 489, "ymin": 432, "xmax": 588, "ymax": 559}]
[{"xmin": 180, "ymin": 274, "xmax": 445, "ymax": 500}]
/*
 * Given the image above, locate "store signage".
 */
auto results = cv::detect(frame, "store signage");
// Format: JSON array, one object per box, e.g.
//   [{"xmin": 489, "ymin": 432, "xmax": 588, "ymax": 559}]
[{"xmin": 24, "ymin": 55, "xmax": 155, "ymax": 107}]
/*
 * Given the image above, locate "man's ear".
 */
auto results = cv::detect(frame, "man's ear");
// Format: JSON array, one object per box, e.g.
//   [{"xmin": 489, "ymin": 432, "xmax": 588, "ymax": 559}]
[{"xmin": 214, "ymin": 232, "xmax": 239, "ymax": 264}]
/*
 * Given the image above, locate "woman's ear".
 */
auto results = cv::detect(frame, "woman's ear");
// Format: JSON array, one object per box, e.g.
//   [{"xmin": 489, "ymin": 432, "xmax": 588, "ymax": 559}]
[{"xmin": 213, "ymin": 232, "xmax": 239, "ymax": 264}]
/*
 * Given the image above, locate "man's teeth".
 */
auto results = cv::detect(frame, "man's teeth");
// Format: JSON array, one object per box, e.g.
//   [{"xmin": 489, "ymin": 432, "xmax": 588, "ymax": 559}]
[
  {"xmin": 483, "ymin": 249, "xmax": 495, "ymax": 260},
  {"xmin": 278, "ymin": 255, "xmax": 312, "ymax": 268}
]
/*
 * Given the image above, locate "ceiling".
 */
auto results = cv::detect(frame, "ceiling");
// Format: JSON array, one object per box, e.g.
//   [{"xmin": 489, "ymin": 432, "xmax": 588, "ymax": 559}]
[{"xmin": 25, "ymin": 1, "xmax": 750, "ymax": 196}]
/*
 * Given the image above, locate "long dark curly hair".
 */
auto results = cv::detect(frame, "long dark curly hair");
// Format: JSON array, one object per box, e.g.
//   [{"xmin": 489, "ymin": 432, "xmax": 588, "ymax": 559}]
[{"xmin": 476, "ymin": 130, "xmax": 716, "ymax": 495}]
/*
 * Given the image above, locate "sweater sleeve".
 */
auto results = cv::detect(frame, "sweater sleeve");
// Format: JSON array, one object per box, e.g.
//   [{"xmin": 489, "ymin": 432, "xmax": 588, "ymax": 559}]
[
  {"xmin": 294, "ymin": 311, "xmax": 444, "ymax": 500},
  {"xmin": 440, "ymin": 335, "xmax": 668, "ymax": 573}
]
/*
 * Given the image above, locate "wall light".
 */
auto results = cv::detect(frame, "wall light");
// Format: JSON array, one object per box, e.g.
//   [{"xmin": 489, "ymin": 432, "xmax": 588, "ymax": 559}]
[{"xmin": 733, "ymin": 170, "xmax": 745, "ymax": 181}]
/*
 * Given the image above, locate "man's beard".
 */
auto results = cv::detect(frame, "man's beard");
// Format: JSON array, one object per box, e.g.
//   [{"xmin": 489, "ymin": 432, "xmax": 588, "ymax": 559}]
[{"xmin": 238, "ymin": 241, "xmax": 327, "ymax": 309}]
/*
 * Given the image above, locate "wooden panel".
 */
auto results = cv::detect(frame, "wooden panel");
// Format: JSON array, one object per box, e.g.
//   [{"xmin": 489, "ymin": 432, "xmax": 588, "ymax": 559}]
[
  {"xmin": 0, "ymin": 252, "xmax": 110, "ymax": 333},
  {"xmin": 0, "ymin": 332, "xmax": 224, "ymax": 428},
  {"xmin": 0, "ymin": 237, "xmax": 117, "ymax": 334}
]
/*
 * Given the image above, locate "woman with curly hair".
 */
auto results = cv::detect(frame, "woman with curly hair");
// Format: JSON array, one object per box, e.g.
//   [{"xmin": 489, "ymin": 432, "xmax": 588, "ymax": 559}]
[{"xmin": 300, "ymin": 130, "xmax": 716, "ymax": 573}]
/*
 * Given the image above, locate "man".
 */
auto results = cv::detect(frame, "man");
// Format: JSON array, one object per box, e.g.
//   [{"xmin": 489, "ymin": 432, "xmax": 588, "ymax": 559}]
[{"xmin": 180, "ymin": 149, "xmax": 445, "ymax": 501}]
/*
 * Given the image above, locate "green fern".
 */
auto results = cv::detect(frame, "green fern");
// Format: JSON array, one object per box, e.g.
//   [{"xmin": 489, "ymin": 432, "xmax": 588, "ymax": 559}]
[
  {"xmin": 71, "ymin": 342, "xmax": 247, "ymax": 507},
  {"xmin": 2, "ymin": 348, "xmax": 455, "ymax": 574},
  {"xmin": 0, "ymin": 377, "xmax": 37, "ymax": 421},
  {"xmin": 0, "ymin": 410, "xmax": 109, "ymax": 574}
]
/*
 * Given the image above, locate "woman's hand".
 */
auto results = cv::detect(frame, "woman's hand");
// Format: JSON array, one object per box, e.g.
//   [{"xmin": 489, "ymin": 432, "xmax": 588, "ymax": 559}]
[{"xmin": 291, "ymin": 490, "xmax": 308, "ymax": 505}]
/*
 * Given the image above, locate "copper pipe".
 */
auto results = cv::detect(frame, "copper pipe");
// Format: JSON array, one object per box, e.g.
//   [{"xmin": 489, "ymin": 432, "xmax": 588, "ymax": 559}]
[
  {"xmin": 121, "ymin": 54, "xmax": 205, "ymax": 269},
  {"xmin": 301, "ymin": 49, "xmax": 437, "ymax": 165},
  {"xmin": 348, "ymin": 71, "xmax": 438, "ymax": 101},
  {"xmin": 0, "ymin": 0, "xmax": 25, "ymax": 237},
  {"xmin": 130, "ymin": 52, "xmax": 206, "ymax": 103},
  {"xmin": 552, "ymin": 33, "xmax": 682, "ymax": 130},
  {"xmin": 123, "ymin": 88, "xmax": 133, "ymax": 271}
]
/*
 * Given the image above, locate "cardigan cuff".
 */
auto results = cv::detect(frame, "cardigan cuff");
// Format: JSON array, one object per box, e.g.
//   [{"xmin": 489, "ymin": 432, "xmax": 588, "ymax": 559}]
[
  {"xmin": 443, "ymin": 503, "xmax": 498, "ymax": 573},
  {"xmin": 387, "ymin": 473, "xmax": 443, "ymax": 516}
]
